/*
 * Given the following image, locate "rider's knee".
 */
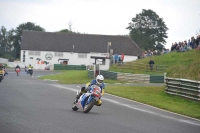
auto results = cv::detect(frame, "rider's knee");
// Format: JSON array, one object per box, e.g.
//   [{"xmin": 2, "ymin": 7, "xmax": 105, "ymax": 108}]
[{"xmin": 96, "ymin": 99, "xmax": 102, "ymax": 106}]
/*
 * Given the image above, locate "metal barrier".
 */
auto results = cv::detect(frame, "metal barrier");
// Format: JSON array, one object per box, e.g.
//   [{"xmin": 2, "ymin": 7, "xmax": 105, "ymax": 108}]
[
  {"xmin": 165, "ymin": 77, "xmax": 200, "ymax": 101},
  {"xmin": 88, "ymin": 70, "xmax": 164, "ymax": 83},
  {"xmin": 54, "ymin": 64, "xmax": 86, "ymax": 70}
]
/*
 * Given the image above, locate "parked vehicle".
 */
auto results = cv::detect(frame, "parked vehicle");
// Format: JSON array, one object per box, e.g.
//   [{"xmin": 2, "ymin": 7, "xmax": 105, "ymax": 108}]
[{"xmin": 72, "ymin": 84, "xmax": 102, "ymax": 113}]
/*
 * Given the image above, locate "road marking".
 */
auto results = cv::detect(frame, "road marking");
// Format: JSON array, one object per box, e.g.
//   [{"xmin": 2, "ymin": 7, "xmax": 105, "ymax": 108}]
[{"xmin": 51, "ymin": 84, "xmax": 200, "ymax": 126}]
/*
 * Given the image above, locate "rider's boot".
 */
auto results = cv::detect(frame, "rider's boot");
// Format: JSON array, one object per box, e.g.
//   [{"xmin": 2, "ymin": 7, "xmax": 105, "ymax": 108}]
[{"xmin": 75, "ymin": 87, "xmax": 86, "ymax": 103}]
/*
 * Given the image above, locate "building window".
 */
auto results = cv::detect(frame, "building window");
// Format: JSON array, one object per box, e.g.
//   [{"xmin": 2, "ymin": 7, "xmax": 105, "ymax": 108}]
[
  {"xmin": 78, "ymin": 53, "xmax": 87, "ymax": 58},
  {"xmin": 28, "ymin": 51, "xmax": 41, "ymax": 56},
  {"xmin": 28, "ymin": 51, "xmax": 34, "ymax": 56},
  {"xmin": 35, "ymin": 51, "xmax": 41, "ymax": 56},
  {"xmin": 55, "ymin": 52, "xmax": 63, "ymax": 57}
]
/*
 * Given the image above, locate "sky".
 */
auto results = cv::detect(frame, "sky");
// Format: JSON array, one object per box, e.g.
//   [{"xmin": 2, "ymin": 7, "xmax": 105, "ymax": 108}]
[{"xmin": 0, "ymin": 0, "xmax": 200, "ymax": 49}]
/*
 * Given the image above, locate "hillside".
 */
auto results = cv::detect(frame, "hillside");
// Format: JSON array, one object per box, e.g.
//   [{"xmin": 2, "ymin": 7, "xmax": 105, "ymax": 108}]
[{"xmin": 110, "ymin": 49, "xmax": 200, "ymax": 81}]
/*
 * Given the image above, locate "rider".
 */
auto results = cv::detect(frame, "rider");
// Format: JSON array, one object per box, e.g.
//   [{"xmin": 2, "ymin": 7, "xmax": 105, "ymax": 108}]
[
  {"xmin": 2, "ymin": 64, "xmax": 8, "ymax": 76},
  {"xmin": 28, "ymin": 64, "xmax": 33, "ymax": 69},
  {"xmin": 15, "ymin": 65, "xmax": 21, "ymax": 71},
  {"xmin": 76, "ymin": 75, "xmax": 105, "ymax": 106}
]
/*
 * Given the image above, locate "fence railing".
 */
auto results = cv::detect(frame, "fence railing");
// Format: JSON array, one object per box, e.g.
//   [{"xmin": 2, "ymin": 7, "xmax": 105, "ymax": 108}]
[
  {"xmin": 116, "ymin": 62, "xmax": 168, "ymax": 72},
  {"xmin": 165, "ymin": 77, "xmax": 200, "ymax": 102}
]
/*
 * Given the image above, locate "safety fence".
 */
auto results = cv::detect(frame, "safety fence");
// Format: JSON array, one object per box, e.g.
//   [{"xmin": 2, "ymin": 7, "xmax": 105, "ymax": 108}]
[
  {"xmin": 54, "ymin": 64, "xmax": 86, "ymax": 70},
  {"xmin": 165, "ymin": 77, "xmax": 200, "ymax": 102},
  {"xmin": 116, "ymin": 62, "xmax": 168, "ymax": 73},
  {"xmin": 88, "ymin": 70, "xmax": 164, "ymax": 83}
]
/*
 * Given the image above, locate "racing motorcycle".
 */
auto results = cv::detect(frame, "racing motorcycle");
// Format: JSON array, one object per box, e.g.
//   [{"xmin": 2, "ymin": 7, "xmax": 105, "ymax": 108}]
[
  {"xmin": 15, "ymin": 68, "xmax": 20, "ymax": 76},
  {"xmin": 0, "ymin": 67, "xmax": 4, "ymax": 82},
  {"xmin": 28, "ymin": 67, "xmax": 33, "ymax": 76},
  {"xmin": 72, "ymin": 84, "xmax": 102, "ymax": 113}
]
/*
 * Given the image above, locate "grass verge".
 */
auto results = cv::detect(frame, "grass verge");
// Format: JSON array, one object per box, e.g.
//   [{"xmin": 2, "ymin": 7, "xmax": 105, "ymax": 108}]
[{"xmin": 106, "ymin": 86, "xmax": 200, "ymax": 119}]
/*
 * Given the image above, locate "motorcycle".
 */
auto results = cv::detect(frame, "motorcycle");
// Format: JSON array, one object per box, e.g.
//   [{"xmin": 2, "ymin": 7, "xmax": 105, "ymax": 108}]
[
  {"xmin": 72, "ymin": 84, "xmax": 102, "ymax": 113},
  {"xmin": 0, "ymin": 67, "xmax": 4, "ymax": 82},
  {"xmin": 28, "ymin": 67, "xmax": 33, "ymax": 76},
  {"xmin": 15, "ymin": 68, "xmax": 20, "ymax": 76}
]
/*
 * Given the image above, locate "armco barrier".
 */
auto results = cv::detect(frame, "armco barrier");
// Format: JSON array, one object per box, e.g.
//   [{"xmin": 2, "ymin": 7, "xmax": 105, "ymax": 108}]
[
  {"xmin": 54, "ymin": 64, "xmax": 86, "ymax": 70},
  {"xmin": 165, "ymin": 77, "xmax": 200, "ymax": 101},
  {"xmin": 150, "ymin": 75, "xmax": 164, "ymax": 83},
  {"xmin": 88, "ymin": 70, "xmax": 164, "ymax": 83}
]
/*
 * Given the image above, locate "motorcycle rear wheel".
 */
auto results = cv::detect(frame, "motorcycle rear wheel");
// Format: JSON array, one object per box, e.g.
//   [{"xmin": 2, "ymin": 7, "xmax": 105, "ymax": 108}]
[{"xmin": 83, "ymin": 99, "xmax": 96, "ymax": 113}]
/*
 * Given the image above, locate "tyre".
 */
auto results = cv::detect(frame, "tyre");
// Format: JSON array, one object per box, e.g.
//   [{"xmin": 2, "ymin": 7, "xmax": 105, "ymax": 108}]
[
  {"xmin": 72, "ymin": 102, "xmax": 78, "ymax": 111},
  {"xmin": 83, "ymin": 99, "xmax": 96, "ymax": 113}
]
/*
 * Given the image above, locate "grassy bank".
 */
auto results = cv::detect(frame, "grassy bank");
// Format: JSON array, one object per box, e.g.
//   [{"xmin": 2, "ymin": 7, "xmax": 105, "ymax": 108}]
[{"xmin": 110, "ymin": 49, "xmax": 200, "ymax": 80}]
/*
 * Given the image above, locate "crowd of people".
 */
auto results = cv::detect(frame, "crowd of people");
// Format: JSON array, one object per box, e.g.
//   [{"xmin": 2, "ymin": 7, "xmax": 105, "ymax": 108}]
[
  {"xmin": 110, "ymin": 53, "xmax": 124, "ymax": 65},
  {"xmin": 141, "ymin": 35, "xmax": 200, "ymax": 58},
  {"xmin": 171, "ymin": 35, "xmax": 200, "ymax": 52}
]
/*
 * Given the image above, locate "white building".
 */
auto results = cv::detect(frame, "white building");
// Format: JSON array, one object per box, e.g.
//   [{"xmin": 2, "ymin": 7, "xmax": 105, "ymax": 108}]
[{"xmin": 21, "ymin": 31, "xmax": 142, "ymax": 70}]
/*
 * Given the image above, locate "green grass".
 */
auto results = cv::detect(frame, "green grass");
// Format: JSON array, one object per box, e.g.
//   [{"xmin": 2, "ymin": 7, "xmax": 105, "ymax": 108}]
[
  {"xmin": 110, "ymin": 49, "xmax": 200, "ymax": 80},
  {"xmin": 39, "ymin": 70, "xmax": 128, "ymax": 84},
  {"xmin": 106, "ymin": 86, "xmax": 200, "ymax": 119}
]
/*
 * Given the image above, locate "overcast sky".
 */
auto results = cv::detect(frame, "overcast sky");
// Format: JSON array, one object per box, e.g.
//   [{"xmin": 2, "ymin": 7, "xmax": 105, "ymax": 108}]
[{"xmin": 0, "ymin": 0, "xmax": 200, "ymax": 49}]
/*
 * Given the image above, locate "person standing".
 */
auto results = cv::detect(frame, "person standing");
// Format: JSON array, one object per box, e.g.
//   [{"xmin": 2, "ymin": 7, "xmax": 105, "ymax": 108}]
[
  {"xmin": 149, "ymin": 59, "xmax": 155, "ymax": 71},
  {"xmin": 114, "ymin": 54, "xmax": 119, "ymax": 64}
]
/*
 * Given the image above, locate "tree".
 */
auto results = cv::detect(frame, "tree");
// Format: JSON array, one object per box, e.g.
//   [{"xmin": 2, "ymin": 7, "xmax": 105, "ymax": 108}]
[
  {"xmin": 13, "ymin": 22, "xmax": 45, "ymax": 59},
  {"xmin": 127, "ymin": 9, "xmax": 169, "ymax": 51},
  {"xmin": 59, "ymin": 29, "xmax": 71, "ymax": 33},
  {"xmin": 58, "ymin": 29, "xmax": 80, "ymax": 34},
  {"xmin": 0, "ymin": 26, "xmax": 8, "ymax": 57},
  {"xmin": 0, "ymin": 26, "xmax": 14, "ymax": 57}
]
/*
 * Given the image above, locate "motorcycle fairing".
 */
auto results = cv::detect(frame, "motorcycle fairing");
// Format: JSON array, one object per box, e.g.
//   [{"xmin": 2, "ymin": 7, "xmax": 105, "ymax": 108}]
[{"xmin": 79, "ymin": 92, "xmax": 91, "ymax": 108}]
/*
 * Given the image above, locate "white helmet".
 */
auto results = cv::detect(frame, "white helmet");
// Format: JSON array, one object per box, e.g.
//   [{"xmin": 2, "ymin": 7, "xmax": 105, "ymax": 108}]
[{"xmin": 96, "ymin": 75, "xmax": 104, "ymax": 85}]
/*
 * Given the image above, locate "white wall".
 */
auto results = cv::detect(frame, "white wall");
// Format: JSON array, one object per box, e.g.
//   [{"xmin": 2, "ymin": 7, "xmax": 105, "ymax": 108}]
[
  {"xmin": 21, "ymin": 51, "xmax": 107, "ymax": 65},
  {"xmin": 0, "ymin": 58, "xmax": 8, "ymax": 64},
  {"xmin": 20, "ymin": 50, "xmax": 137, "ymax": 70}
]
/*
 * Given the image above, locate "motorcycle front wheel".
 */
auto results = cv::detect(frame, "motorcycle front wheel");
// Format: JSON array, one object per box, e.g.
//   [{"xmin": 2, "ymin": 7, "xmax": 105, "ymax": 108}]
[
  {"xmin": 72, "ymin": 102, "xmax": 78, "ymax": 111},
  {"xmin": 83, "ymin": 99, "xmax": 96, "ymax": 113}
]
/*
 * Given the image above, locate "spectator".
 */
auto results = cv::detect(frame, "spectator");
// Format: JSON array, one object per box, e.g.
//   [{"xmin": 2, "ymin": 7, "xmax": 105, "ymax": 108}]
[
  {"xmin": 114, "ymin": 53, "xmax": 119, "ymax": 64},
  {"xmin": 149, "ymin": 59, "xmax": 155, "ymax": 71},
  {"xmin": 147, "ymin": 50, "xmax": 152, "ymax": 56},
  {"xmin": 196, "ymin": 35, "xmax": 200, "ymax": 47},
  {"xmin": 121, "ymin": 53, "xmax": 124, "ymax": 61},
  {"xmin": 191, "ymin": 36, "xmax": 196, "ymax": 48}
]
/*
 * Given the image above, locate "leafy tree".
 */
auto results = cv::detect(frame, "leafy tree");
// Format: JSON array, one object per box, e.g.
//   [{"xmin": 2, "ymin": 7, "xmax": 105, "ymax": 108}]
[
  {"xmin": 0, "ymin": 26, "xmax": 8, "ymax": 57},
  {"xmin": 127, "ymin": 9, "xmax": 169, "ymax": 51},
  {"xmin": 13, "ymin": 22, "xmax": 45, "ymax": 59},
  {"xmin": 0, "ymin": 26, "xmax": 14, "ymax": 58}
]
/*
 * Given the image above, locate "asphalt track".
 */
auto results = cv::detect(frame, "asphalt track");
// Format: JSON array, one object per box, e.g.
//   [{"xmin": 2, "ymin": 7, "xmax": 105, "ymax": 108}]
[{"xmin": 0, "ymin": 69, "xmax": 200, "ymax": 133}]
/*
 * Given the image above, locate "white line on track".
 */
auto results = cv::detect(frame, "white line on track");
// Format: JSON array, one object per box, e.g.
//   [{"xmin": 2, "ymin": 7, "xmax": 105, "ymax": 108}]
[{"xmin": 52, "ymin": 84, "xmax": 200, "ymax": 126}]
